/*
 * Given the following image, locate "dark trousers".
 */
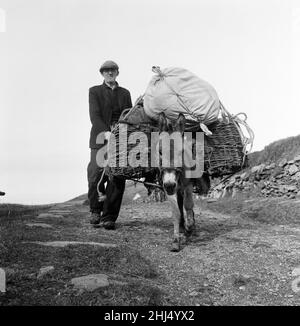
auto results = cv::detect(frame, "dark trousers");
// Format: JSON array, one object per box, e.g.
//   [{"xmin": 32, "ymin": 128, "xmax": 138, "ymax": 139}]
[{"xmin": 87, "ymin": 149, "xmax": 126, "ymax": 222}]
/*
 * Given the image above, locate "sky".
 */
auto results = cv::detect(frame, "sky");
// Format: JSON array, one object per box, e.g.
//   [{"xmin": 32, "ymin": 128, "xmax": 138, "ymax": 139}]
[{"xmin": 0, "ymin": 0, "xmax": 299, "ymax": 204}]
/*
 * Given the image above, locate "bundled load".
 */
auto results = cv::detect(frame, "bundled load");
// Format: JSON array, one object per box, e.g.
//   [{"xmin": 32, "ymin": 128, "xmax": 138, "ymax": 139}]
[
  {"xmin": 107, "ymin": 67, "xmax": 254, "ymax": 183},
  {"xmin": 144, "ymin": 66, "xmax": 220, "ymax": 134}
]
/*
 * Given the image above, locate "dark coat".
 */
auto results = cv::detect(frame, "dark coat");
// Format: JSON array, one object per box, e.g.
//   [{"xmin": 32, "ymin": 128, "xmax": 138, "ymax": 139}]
[{"xmin": 89, "ymin": 82, "xmax": 132, "ymax": 149}]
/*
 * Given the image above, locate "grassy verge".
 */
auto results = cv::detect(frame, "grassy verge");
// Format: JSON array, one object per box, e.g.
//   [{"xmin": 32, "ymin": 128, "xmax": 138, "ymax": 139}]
[
  {"xmin": 0, "ymin": 203, "xmax": 169, "ymax": 306},
  {"xmin": 198, "ymin": 194, "xmax": 300, "ymax": 225},
  {"xmin": 0, "ymin": 204, "xmax": 51, "ymax": 220}
]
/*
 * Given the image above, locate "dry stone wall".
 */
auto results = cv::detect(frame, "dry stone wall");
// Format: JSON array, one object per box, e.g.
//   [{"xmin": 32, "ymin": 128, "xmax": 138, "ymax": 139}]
[{"xmin": 209, "ymin": 155, "xmax": 300, "ymax": 199}]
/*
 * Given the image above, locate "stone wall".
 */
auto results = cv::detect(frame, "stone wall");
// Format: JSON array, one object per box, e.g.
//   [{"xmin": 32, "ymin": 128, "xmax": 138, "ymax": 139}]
[{"xmin": 209, "ymin": 155, "xmax": 300, "ymax": 199}]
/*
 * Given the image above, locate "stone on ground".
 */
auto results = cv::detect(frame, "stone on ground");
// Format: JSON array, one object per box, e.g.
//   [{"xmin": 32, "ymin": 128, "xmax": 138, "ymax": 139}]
[
  {"xmin": 26, "ymin": 223, "xmax": 53, "ymax": 229},
  {"xmin": 71, "ymin": 274, "xmax": 109, "ymax": 291},
  {"xmin": 24, "ymin": 241, "xmax": 117, "ymax": 248},
  {"xmin": 37, "ymin": 213, "xmax": 64, "ymax": 219},
  {"xmin": 37, "ymin": 266, "xmax": 55, "ymax": 279},
  {"xmin": 48, "ymin": 210, "xmax": 72, "ymax": 215}
]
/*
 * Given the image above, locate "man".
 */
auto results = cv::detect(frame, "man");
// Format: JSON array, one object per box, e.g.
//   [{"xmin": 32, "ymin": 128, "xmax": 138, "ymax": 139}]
[{"xmin": 88, "ymin": 60, "xmax": 132, "ymax": 229}]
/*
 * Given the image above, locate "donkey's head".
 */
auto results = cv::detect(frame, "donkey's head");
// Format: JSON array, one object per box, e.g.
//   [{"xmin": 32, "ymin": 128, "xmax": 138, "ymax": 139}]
[{"xmin": 157, "ymin": 112, "xmax": 186, "ymax": 196}]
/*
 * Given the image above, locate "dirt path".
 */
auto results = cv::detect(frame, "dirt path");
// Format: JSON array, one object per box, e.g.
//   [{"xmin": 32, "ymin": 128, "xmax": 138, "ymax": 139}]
[
  {"xmin": 1, "ymin": 193, "xmax": 300, "ymax": 306},
  {"xmin": 68, "ymin": 196, "xmax": 300, "ymax": 306}
]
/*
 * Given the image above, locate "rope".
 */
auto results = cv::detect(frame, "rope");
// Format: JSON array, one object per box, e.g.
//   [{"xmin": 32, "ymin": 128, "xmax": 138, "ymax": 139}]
[
  {"xmin": 232, "ymin": 112, "xmax": 255, "ymax": 154},
  {"xmin": 219, "ymin": 101, "xmax": 255, "ymax": 155},
  {"xmin": 130, "ymin": 178, "xmax": 163, "ymax": 190},
  {"xmin": 96, "ymin": 169, "xmax": 107, "ymax": 202}
]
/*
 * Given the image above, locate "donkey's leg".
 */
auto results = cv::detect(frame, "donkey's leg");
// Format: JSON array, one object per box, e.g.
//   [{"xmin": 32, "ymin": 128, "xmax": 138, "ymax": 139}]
[
  {"xmin": 176, "ymin": 191, "xmax": 185, "ymax": 233},
  {"xmin": 167, "ymin": 194, "xmax": 182, "ymax": 252},
  {"xmin": 183, "ymin": 183, "xmax": 195, "ymax": 236}
]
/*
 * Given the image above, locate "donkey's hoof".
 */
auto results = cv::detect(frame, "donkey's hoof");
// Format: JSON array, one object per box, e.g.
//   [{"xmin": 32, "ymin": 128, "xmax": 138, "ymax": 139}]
[
  {"xmin": 170, "ymin": 241, "xmax": 180, "ymax": 252},
  {"xmin": 184, "ymin": 225, "xmax": 195, "ymax": 237}
]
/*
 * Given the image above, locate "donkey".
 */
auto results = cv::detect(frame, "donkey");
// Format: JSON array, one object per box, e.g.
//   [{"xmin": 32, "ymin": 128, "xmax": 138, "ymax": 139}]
[{"xmin": 157, "ymin": 112, "xmax": 198, "ymax": 252}]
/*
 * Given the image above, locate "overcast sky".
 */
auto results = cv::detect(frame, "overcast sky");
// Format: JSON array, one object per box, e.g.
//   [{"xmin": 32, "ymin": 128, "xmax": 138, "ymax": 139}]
[{"xmin": 0, "ymin": 0, "xmax": 299, "ymax": 204}]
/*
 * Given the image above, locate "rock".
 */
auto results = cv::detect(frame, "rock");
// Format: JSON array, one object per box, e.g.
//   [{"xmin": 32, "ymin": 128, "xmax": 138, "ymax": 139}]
[
  {"xmin": 133, "ymin": 193, "xmax": 141, "ymax": 201},
  {"xmin": 265, "ymin": 163, "xmax": 276, "ymax": 170},
  {"xmin": 275, "ymin": 173, "xmax": 284, "ymax": 179},
  {"xmin": 278, "ymin": 159, "xmax": 288, "ymax": 167},
  {"xmin": 292, "ymin": 267, "xmax": 300, "ymax": 276},
  {"xmin": 26, "ymin": 223, "xmax": 53, "ymax": 229},
  {"xmin": 214, "ymin": 183, "xmax": 224, "ymax": 191},
  {"xmin": 288, "ymin": 160, "xmax": 295, "ymax": 165},
  {"xmin": 189, "ymin": 290, "xmax": 199, "ymax": 297},
  {"xmin": 23, "ymin": 241, "xmax": 117, "ymax": 248},
  {"xmin": 240, "ymin": 172, "xmax": 249, "ymax": 180},
  {"xmin": 207, "ymin": 198, "xmax": 218, "ymax": 203},
  {"xmin": 71, "ymin": 274, "xmax": 109, "ymax": 291},
  {"xmin": 279, "ymin": 185, "xmax": 297, "ymax": 193},
  {"xmin": 294, "ymin": 155, "xmax": 300, "ymax": 162},
  {"xmin": 251, "ymin": 164, "xmax": 265, "ymax": 174},
  {"xmin": 254, "ymin": 174, "xmax": 262, "ymax": 181},
  {"xmin": 288, "ymin": 164, "xmax": 299, "ymax": 176},
  {"xmin": 221, "ymin": 188, "xmax": 230, "ymax": 198},
  {"xmin": 291, "ymin": 172, "xmax": 300, "ymax": 181},
  {"xmin": 250, "ymin": 166, "xmax": 258, "ymax": 173},
  {"xmin": 37, "ymin": 266, "xmax": 55, "ymax": 279},
  {"xmin": 37, "ymin": 213, "xmax": 64, "ymax": 219},
  {"xmin": 110, "ymin": 279, "xmax": 128, "ymax": 286},
  {"xmin": 286, "ymin": 185, "xmax": 298, "ymax": 192},
  {"xmin": 48, "ymin": 210, "xmax": 72, "ymax": 215}
]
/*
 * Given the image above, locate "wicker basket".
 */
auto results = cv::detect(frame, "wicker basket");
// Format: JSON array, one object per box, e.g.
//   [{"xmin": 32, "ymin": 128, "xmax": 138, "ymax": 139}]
[
  {"xmin": 106, "ymin": 101, "xmax": 159, "ymax": 179},
  {"xmin": 203, "ymin": 119, "xmax": 248, "ymax": 177},
  {"xmin": 107, "ymin": 121, "xmax": 159, "ymax": 179},
  {"xmin": 107, "ymin": 101, "xmax": 250, "ymax": 179}
]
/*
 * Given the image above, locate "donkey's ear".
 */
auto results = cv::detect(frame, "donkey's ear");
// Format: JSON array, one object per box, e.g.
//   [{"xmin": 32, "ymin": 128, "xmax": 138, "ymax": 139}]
[
  {"xmin": 175, "ymin": 113, "xmax": 185, "ymax": 133},
  {"xmin": 158, "ymin": 112, "xmax": 168, "ymax": 132}
]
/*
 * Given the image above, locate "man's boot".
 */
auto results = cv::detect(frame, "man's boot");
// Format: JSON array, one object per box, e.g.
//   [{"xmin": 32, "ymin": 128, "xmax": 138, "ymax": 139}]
[{"xmin": 89, "ymin": 212, "xmax": 101, "ymax": 226}]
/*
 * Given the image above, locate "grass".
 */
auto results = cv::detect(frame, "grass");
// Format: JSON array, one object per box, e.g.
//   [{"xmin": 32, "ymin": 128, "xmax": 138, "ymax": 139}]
[
  {"xmin": 0, "ymin": 243, "xmax": 164, "ymax": 306},
  {"xmin": 0, "ymin": 204, "xmax": 51, "ymax": 220},
  {"xmin": 199, "ymin": 194, "xmax": 300, "ymax": 225},
  {"xmin": 0, "ymin": 202, "xmax": 169, "ymax": 306},
  {"xmin": 248, "ymin": 134, "xmax": 300, "ymax": 167}
]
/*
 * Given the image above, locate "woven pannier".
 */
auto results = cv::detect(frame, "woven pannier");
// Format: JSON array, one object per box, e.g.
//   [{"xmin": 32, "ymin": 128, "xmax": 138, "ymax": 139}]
[
  {"xmin": 106, "ymin": 100, "xmax": 159, "ymax": 179},
  {"xmin": 107, "ymin": 100, "xmax": 253, "ymax": 180},
  {"xmin": 203, "ymin": 118, "xmax": 248, "ymax": 177}
]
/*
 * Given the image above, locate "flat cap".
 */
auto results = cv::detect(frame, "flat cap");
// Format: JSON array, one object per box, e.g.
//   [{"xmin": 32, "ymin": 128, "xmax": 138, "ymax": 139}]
[{"xmin": 99, "ymin": 60, "xmax": 119, "ymax": 73}]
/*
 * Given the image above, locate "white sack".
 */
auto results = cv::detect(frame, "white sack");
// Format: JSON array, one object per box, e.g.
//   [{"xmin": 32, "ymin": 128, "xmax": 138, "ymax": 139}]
[{"xmin": 144, "ymin": 67, "xmax": 220, "ymax": 125}]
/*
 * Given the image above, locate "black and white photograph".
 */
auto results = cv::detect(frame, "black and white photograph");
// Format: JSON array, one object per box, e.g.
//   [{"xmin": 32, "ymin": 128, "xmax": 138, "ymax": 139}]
[{"xmin": 0, "ymin": 0, "xmax": 299, "ymax": 308}]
